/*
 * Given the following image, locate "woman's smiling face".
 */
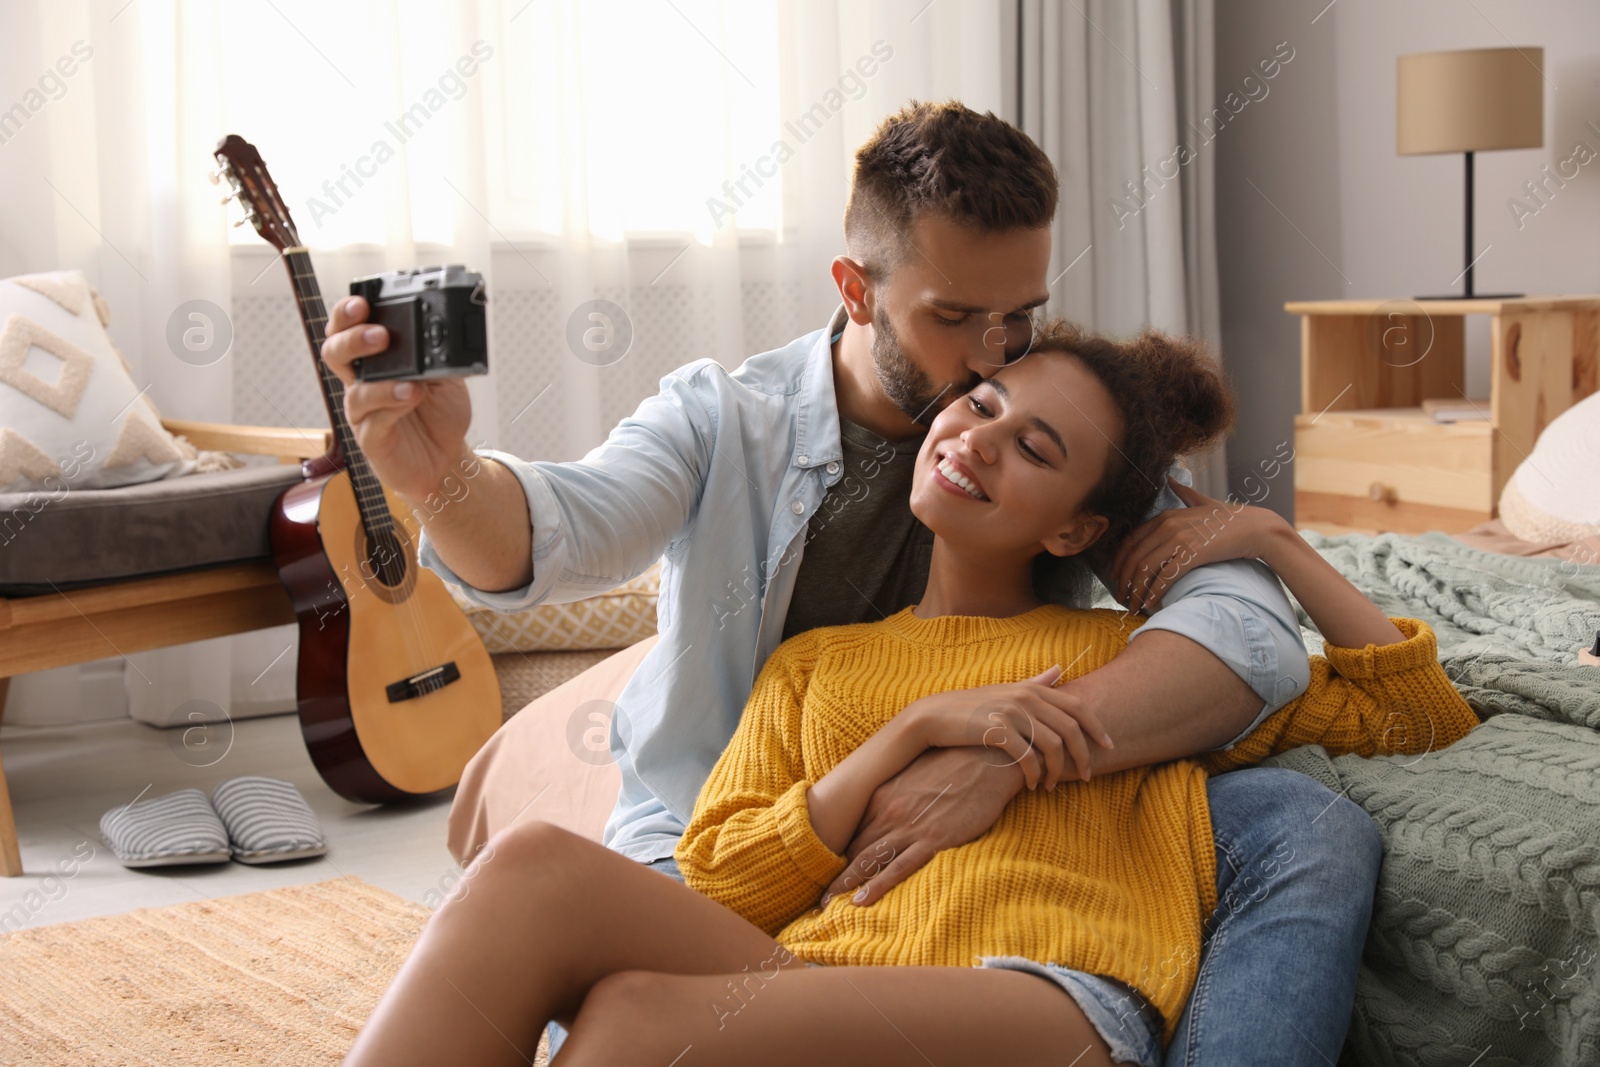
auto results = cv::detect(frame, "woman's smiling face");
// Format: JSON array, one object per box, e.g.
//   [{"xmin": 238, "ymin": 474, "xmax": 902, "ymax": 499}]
[{"xmin": 910, "ymin": 350, "xmax": 1123, "ymax": 564}]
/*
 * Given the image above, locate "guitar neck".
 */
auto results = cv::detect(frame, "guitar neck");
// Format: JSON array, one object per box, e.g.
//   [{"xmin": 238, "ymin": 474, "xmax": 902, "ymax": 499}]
[{"xmin": 283, "ymin": 247, "xmax": 394, "ymax": 537}]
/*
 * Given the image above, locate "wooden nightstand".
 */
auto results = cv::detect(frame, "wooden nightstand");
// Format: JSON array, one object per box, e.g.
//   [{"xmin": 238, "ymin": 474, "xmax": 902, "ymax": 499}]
[{"xmin": 1286, "ymin": 297, "xmax": 1599, "ymax": 535}]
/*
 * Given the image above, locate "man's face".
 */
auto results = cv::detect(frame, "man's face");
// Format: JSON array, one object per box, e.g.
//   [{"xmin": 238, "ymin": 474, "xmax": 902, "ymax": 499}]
[{"xmin": 866, "ymin": 214, "xmax": 1052, "ymax": 427}]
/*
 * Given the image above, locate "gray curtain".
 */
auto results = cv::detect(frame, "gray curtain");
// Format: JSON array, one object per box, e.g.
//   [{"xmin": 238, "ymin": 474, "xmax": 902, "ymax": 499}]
[{"xmin": 1010, "ymin": 0, "xmax": 1228, "ymax": 497}]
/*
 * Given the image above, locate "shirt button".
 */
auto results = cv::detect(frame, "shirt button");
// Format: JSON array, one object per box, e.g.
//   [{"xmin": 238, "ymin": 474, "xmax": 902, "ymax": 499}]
[
  {"xmin": 797, "ymin": 454, "xmax": 809, "ymax": 466},
  {"xmin": 827, "ymin": 461, "xmax": 839, "ymax": 474},
  {"xmin": 791, "ymin": 500, "xmax": 804, "ymax": 514}
]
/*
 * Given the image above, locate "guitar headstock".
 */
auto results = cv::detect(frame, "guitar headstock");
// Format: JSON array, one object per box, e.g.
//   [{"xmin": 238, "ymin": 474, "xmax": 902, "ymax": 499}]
[{"xmin": 213, "ymin": 134, "xmax": 300, "ymax": 250}]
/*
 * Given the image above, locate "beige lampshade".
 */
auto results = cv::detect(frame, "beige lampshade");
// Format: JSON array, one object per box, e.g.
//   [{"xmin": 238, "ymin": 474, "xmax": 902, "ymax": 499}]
[{"xmin": 1397, "ymin": 47, "xmax": 1544, "ymax": 155}]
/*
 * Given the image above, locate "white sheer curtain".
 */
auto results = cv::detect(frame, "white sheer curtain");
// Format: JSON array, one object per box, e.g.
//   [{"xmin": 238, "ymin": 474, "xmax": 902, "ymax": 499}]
[
  {"xmin": 0, "ymin": 0, "xmax": 1007, "ymax": 727},
  {"xmin": 1017, "ymin": 0, "xmax": 1229, "ymax": 496},
  {"xmin": 1, "ymin": 1, "xmax": 247, "ymax": 728}
]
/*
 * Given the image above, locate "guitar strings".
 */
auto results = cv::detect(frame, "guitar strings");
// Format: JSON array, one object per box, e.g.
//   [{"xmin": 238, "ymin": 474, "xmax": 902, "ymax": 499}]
[{"xmin": 292, "ymin": 254, "xmax": 441, "ymax": 679}]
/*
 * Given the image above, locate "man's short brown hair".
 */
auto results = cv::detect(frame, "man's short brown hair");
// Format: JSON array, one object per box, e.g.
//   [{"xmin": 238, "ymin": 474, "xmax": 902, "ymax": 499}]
[{"xmin": 844, "ymin": 100, "xmax": 1059, "ymax": 279}]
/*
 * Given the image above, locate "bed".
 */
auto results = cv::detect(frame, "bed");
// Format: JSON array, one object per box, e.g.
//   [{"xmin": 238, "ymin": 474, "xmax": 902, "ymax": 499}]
[{"xmin": 1258, "ymin": 520, "xmax": 1600, "ymax": 1066}]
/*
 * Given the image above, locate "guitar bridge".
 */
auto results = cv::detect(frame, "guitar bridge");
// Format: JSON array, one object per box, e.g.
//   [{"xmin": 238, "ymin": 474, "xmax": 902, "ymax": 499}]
[{"xmin": 386, "ymin": 661, "xmax": 461, "ymax": 703}]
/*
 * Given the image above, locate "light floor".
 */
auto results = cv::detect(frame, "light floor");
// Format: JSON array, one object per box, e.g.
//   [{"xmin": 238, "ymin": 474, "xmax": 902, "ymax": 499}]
[{"xmin": 0, "ymin": 711, "xmax": 462, "ymax": 931}]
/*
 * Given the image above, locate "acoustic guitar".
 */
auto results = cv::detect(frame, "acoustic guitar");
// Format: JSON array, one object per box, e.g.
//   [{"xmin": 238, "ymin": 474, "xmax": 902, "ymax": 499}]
[{"xmin": 214, "ymin": 134, "xmax": 500, "ymax": 804}]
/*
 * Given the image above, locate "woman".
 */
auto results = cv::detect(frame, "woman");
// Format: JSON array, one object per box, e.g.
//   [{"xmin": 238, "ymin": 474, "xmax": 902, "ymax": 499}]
[{"xmin": 344, "ymin": 321, "xmax": 1477, "ymax": 1067}]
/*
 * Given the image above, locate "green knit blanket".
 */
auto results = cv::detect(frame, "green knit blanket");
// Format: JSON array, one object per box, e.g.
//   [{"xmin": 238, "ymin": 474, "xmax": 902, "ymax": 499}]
[{"xmin": 1259, "ymin": 532, "xmax": 1600, "ymax": 1066}]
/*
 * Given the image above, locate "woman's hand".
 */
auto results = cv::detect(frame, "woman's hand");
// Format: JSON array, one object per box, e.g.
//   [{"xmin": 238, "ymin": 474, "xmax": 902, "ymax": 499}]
[
  {"xmin": 1110, "ymin": 477, "xmax": 1294, "ymax": 613},
  {"xmin": 903, "ymin": 666, "xmax": 1115, "ymax": 791}
]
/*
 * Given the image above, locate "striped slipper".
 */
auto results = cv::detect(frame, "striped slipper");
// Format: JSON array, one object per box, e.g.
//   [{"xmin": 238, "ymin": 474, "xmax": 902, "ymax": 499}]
[
  {"xmin": 99, "ymin": 788, "xmax": 231, "ymax": 868},
  {"xmin": 210, "ymin": 776, "xmax": 328, "ymax": 865}
]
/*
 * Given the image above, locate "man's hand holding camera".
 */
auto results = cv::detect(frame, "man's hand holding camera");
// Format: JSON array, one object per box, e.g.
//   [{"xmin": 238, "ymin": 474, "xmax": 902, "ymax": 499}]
[
  {"xmin": 322, "ymin": 292, "xmax": 533, "ymax": 595},
  {"xmin": 320, "ymin": 294, "xmax": 476, "ymax": 507}
]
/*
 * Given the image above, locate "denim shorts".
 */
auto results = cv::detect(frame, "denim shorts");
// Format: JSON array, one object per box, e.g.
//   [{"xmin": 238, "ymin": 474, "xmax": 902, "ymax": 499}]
[
  {"xmin": 640, "ymin": 858, "xmax": 1162, "ymax": 1066},
  {"xmin": 973, "ymin": 957, "xmax": 1162, "ymax": 1066}
]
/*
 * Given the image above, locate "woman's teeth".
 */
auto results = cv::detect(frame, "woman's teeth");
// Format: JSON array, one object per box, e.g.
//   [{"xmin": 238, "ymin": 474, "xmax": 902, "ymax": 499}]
[{"xmin": 937, "ymin": 457, "xmax": 988, "ymax": 500}]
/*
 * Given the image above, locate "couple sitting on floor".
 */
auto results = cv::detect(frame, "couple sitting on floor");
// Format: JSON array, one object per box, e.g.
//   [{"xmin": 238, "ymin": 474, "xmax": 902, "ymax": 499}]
[{"xmin": 335, "ymin": 102, "xmax": 1475, "ymax": 1066}]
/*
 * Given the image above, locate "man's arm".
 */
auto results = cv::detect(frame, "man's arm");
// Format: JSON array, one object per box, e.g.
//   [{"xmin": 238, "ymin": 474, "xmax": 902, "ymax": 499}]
[
  {"xmin": 321, "ymin": 295, "xmax": 714, "ymax": 613},
  {"xmin": 1084, "ymin": 555, "xmax": 1310, "ymax": 762},
  {"xmin": 1095, "ymin": 465, "xmax": 1312, "ymax": 735},
  {"xmin": 1057, "ymin": 629, "xmax": 1259, "ymax": 769},
  {"xmin": 414, "ymin": 367, "xmax": 722, "ymax": 615},
  {"xmin": 407, "ymin": 439, "xmax": 536, "ymax": 593},
  {"xmin": 824, "ymin": 582, "xmax": 1285, "ymax": 907}
]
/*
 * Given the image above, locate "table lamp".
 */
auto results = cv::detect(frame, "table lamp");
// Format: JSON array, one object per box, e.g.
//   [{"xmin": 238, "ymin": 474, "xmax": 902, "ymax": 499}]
[{"xmin": 1397, "ymin": 46, "xmax": 1544, "ymax": 299}]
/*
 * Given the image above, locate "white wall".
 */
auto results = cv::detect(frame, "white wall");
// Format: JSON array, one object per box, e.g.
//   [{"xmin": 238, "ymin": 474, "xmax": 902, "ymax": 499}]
[{"xmin": 1215, "ymin": 0, "xmax": 1600, "ymax": 518}]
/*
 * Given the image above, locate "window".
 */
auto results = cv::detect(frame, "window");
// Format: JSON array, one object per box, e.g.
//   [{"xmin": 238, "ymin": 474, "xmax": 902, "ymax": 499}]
[{"xmin": 216, "ymin": 0, "xmax": 781, "ymax": 248}]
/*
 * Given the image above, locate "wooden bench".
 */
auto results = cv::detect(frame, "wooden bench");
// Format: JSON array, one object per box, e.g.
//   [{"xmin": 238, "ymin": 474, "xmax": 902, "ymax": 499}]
[{"xmin": 0, "ymin": 419, "xmax": 331, "ymax": 876}]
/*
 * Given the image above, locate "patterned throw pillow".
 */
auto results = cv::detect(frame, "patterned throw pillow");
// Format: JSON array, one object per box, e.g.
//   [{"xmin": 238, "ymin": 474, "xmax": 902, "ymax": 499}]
[
  {"xmin": 447, "ymin": 559, "xmax": 661, "ymax": 653},
  {"xmin": 0, "ymin": 270, "xmax": 198, "ymax": 493}
]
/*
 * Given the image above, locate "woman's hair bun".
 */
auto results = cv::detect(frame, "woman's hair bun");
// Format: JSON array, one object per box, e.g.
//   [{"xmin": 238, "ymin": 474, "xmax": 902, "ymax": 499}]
[{"xmin": 1026, "ymin": 320, "xmax": 1235, "ymax": 556}]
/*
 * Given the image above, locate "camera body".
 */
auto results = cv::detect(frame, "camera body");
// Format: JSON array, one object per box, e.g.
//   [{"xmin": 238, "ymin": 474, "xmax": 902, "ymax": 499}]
[{"xmin": 348, "ymin": 265, "xmax": 489, "ymax": 382}]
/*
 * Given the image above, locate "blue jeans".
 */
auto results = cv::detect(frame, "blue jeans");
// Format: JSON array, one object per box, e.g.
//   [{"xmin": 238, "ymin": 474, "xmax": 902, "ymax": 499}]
[
  {"xmin": 546, "ymin": 766, "xmax": 1380, "ymax": 1064},
  {"xmin": 1163, "ymin": 766, "xmax": 1379, "ymax": 1065}
]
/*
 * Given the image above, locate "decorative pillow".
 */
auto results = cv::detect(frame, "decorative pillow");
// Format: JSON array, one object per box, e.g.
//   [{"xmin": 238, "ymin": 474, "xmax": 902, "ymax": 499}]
[
  {"xmin": 448, "ymin": 559, "xmax": 661, "ymax": 653},
  {"xmin": 1499, "ymin": 390, "xmax": 1600, "ymax": 542},
  {"xmin": 0, "ymin": 270, "xmax": 197, "ymax": 493}
]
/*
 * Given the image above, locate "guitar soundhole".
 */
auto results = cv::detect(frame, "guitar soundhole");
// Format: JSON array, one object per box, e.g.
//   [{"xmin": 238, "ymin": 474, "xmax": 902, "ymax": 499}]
[
  {"xmin": 364, "ymin": 529, "xmax": 409, "ymax": 589},
  {"xmin": 350, "ymin": 521, "xmax": 419, "ymax": 606}
]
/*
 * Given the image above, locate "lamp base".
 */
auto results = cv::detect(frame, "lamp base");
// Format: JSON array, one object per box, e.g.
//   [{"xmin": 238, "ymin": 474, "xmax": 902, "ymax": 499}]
[{"xmin": 1412, "ymin": 292, "xmax": 1524, "ymax": 301}]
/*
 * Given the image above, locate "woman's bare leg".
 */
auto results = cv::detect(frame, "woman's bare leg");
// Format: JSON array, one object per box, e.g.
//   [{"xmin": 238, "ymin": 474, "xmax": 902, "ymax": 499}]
[
  {"xmin": 558, "ymin": 966, "xmax": 1118, "ymax": 1067},
  {"xmin": 343, "ymin": 821, "xmax": 807, "ymax": 1067}
]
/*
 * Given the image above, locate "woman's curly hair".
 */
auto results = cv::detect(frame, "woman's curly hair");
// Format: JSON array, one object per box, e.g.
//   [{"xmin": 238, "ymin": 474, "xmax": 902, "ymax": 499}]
[{"xmin": 1024, "ymin": 319, "xmax": 1235, "ymax": 601}]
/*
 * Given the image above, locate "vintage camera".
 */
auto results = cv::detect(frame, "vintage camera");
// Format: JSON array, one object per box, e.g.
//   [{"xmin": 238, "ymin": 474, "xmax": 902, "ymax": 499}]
[{"xmin": 348, "ymin": 265, "xmax": 489, "ymax": 382}]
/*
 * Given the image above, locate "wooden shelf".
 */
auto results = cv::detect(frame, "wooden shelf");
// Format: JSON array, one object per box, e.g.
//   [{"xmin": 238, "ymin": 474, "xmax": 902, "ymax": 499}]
[
  {"xmin": 1285, "ymin": 297, "xmax": 1599, "ymax": 535},
  {"xmin": 1285, "ymin": 296, "xmax": 1600, "ymax": 315},
  {"xmin": 1293, "ymin": 405, "xmax": 1491, "ymax": 427}
]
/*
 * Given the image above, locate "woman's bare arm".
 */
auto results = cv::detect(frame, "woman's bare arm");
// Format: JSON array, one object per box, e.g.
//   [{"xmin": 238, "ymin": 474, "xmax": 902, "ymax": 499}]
[{"xmin": 1147, "ymin": 479, "xmax": 1402, "ymax": 650}]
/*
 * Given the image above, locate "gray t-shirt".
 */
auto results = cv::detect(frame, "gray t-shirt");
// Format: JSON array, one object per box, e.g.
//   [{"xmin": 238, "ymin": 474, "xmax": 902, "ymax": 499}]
[{"xmin": 781, "ymin": 414, "xmax": 933, "ymax": 640}]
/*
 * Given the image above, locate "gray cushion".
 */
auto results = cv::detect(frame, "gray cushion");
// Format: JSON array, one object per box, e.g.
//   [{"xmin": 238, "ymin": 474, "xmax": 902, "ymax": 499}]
[{"xmin": 0, "ymin": 463, "xmax": 304, "ymax": 595}]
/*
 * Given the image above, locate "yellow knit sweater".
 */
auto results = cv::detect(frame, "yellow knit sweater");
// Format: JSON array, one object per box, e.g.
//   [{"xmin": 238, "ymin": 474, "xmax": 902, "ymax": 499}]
[{"xmin": 674, "ymin": 605, "xmax": 1479, "ymax": 1045}]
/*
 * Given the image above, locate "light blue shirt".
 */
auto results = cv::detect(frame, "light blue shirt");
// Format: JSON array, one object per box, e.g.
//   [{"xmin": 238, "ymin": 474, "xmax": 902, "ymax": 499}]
[{"xmin": 419, "ymin": 305, "xmax": 1310, "ymax": 863}]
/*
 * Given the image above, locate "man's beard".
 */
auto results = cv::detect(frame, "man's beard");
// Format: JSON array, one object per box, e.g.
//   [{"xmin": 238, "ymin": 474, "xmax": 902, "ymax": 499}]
[{"xmin": 871, "ymin": 304, "xmax": 978, "ymax": 427}]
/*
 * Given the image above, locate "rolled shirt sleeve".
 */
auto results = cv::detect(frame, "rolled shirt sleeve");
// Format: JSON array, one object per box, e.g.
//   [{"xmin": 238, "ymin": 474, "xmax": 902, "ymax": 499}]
[
  {"xmin": 1090, "ymin": 465, "xmax": 1312, "ymax": 750},
  {"xmin": 416, "ymin": 363, "xmax": 719, "ymax": 612},
  {"xmin": 416, "ymin": 451, "xmax": 572, "ymax": 612},
  {"xmin": 1131, "ymin": 556, "xmax": 1311, "ymax": 748}
]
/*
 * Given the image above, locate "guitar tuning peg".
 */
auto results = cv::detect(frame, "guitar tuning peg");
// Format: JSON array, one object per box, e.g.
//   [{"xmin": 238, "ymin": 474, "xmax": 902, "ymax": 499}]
[
  {"xmin": 220, "ymin": 192, "xmax": 236, "ymax": 205},
  {"xmin": 207, "ymin": 167, "xmax": 223, "ymax": 185},
  {"xmin": 232, "ymin": 216, "xmax": 249, "ymax": 228}
]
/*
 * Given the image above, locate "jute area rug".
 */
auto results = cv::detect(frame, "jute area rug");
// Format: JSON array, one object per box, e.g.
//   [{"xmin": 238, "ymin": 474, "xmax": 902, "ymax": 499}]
[{"xmin": 0, "ymin": 876, "xmax": 552, "ymax": 1066}]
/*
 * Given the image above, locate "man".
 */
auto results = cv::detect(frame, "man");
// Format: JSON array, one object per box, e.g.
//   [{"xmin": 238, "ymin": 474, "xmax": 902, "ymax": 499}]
[{"xmin": 320, "ymin": 101, "xmax": 1378, "ymax": 1063}]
